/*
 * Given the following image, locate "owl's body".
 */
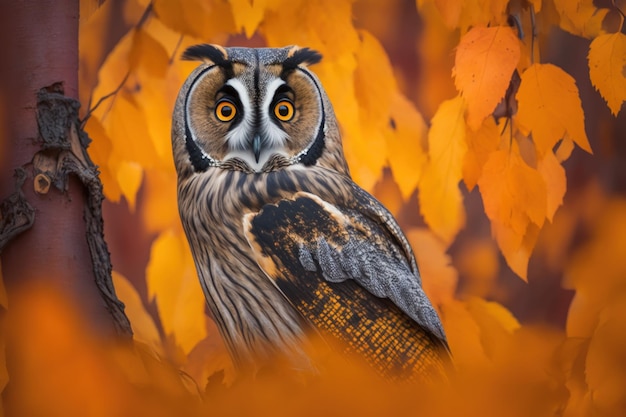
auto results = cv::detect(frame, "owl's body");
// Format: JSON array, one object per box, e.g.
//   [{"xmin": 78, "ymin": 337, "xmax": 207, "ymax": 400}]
[{"xmin": 173, "ymin": 46, "xmax": 449, "ymax": 380}]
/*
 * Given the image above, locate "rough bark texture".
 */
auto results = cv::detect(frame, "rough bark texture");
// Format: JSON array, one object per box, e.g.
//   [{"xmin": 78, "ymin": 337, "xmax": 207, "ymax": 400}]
[{"xmin": 0, "ymin": 0, "xmax": 132, "ymax": 336}]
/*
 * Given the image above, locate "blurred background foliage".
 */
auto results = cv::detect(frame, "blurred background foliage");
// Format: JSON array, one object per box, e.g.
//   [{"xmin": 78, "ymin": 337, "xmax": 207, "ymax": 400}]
[{"xmin": 12, "ymin": 0, "xmax": 621, "ymax": 415}]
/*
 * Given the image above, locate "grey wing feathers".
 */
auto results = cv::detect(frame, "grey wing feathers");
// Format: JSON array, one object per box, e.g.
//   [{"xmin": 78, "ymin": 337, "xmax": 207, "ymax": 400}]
[{"xmin": 292, "ymin": 192, "xmax": 447, "ymax": 343}]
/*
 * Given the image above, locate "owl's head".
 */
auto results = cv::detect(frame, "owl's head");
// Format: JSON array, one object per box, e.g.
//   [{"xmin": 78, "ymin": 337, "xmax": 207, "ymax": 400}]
[{"xmin": 172, "ymin": 44, "xmax": 349, "ymax": 178}]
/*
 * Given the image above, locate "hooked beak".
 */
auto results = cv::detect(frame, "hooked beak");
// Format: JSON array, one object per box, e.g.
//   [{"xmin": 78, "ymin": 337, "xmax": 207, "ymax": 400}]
[{"xmin": 252, "ymin": 135, "xmax": 261, "ymax": 163}]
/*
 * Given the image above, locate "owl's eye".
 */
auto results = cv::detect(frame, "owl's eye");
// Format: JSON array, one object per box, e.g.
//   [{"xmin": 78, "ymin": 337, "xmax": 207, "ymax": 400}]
[
  {"xmin": 273, "ymin": 99, "xmax": 295, "ymax": 122},
  {"xmin": 215, "ymin": 99, "xmax": 237, "ymax": 122}
]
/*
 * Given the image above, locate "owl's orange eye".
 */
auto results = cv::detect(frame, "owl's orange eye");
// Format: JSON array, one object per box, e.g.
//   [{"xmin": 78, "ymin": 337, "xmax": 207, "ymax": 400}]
[
  {"xmin": 273, "ymin": 99, "xmax": 294, "ymax": 122},
  {"xmin": 216, "ymin": 100, "xmax": 237, "ymax": 122}
]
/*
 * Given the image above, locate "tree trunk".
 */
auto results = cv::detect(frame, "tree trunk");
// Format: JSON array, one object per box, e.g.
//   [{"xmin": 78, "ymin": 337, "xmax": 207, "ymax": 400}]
[{"xmin": 0, "ymin": 0, "xmax": 131, "ymax": 336}]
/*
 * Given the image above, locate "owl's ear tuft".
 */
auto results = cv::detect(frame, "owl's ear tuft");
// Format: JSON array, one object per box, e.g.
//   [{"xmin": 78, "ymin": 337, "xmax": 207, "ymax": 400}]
[
  {"xmin": 282, "ymin": 47, "xmax": 322, "ymax": 71},
  {"xmin": 182, "ymin": 44, "xmax": 229, "ymax": 66}
]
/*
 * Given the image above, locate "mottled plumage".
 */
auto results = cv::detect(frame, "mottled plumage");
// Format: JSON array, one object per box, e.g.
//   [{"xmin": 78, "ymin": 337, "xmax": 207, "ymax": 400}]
[{"xmin": 172, "ymin": 45, "xmax": 449, "ymax": 380}]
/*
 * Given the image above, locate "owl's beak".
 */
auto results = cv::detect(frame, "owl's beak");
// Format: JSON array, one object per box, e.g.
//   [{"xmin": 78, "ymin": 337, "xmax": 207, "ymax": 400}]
[{"xmin": 252, "ymin": 135, "xmax": 262, "ymax": 163}]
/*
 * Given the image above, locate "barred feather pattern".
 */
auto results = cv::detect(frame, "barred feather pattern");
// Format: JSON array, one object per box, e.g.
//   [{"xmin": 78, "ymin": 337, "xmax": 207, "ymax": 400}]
[{"xmin": 177, "ymin": 163, "xmax": 357, "ymax": 369}]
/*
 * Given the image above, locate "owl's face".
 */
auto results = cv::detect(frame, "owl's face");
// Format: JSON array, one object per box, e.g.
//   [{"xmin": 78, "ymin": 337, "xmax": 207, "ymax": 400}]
[{"xmin": 172, "ymin": 45, "xmax": 346, "ymax": 176}]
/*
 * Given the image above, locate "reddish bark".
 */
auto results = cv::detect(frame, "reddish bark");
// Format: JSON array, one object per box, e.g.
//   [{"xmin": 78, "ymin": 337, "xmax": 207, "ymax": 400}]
[{"xmin": 0, "ymin": 0, "xmax": 127, "ymax": 336}]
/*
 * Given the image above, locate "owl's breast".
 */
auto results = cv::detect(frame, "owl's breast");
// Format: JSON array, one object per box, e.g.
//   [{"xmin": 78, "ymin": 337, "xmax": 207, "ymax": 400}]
[{"xmin": 178, "ymin": 168, "xmax": 317, "ymax": 369}]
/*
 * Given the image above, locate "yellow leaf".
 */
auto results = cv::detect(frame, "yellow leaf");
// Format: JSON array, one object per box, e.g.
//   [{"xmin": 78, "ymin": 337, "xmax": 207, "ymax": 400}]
[
  {"xmin": 468, "ymin": 297, "xmax": 520, "ymax": 333},
  {"xmin": 434, "ymin": 0, "xmax": 462, "ymax": 28},
  {"xmin": 130, "ymin": 28, "xmax": 169, "ymax": 78},
  {"xmin": 349, "ymin": 30, "xmax": 395, "ymax": 187},
  {"xmin": 553, "ymin": 0, "xmax": 609, "ymax": 38},
  {"xmin": 419, "ymin": 96, "xmax": 467, "ymax": 244},
  {"xmin": 588, "ymin": 32, "xmax": 626, "ymax": 116},
  {"xmin": 456, "ymin": 238, "xmax": 499, "ymax": 297},
  {"xmin": 454, "ymin": 26, "xmax": 520, "ymax": 130},
  {"xmin": 116, "ymin": 160, "xmax": 143, "ymax": 211},
  {"xmin": 415, "ymin": 1, "xmax": 459, "ymax": 118},
  {"xmin": 478, "ymin": 149, "xmax": 546, "ymax": 280},
  {"xmin": 386, "ymin": 93, "xmax": 428, "ymax": 199},
  {"xmin": 462, "ymin": 117, "xmax": 500, "ymax": 191},
  {"xmin": 427, "ymin": 95, "xmax": 467, "ymax": 184},
  {"xmin": 516, "ymin": 63, "xmax": 592, "ymax": 155},
  {"xmin": 105, "ymin": 93, "xmax": 161, "ymax": 170},
  {"xmin": 146, "ymin": 230, "xmax": 207, "ymax": 354},
  {"xmin": 566, "ymin": 199, "xmax": 626, "ymax": 337},
  {"xmin": 555, "ymin": 136, "xmax": 575, "ymax": 162},
  {"xmin": 142, "ymin": 169, "xmax": 180, "ymax": 233},
  {"xmin": 466, "ymin": 297, "xmax": 520, "ymax": 357},
  {"xmin": 538, "ymin": 151, "xmax": 567, "ymax": 222},
  {"xmin": 480, "ymin": 149, "xmax": 547, "ymax": 232},
  {"xmin": 89, "ymin": 28, "xmax": 133, "ymax": 122},
  {"xmin": 492, "ymin": 220, "xmax": 540, "ymax": 280},
  {"xmin": 438, "ymin": 300, "xmax": 491, "ymax": 371},
  {"xmin": 182, "ymin": 320, "xmax": 235, "ymax": 387},
  {"xmin": 355, "ymin": 31, "xmax": 397, "ymax": 126},
  {"xmin": 457, "ymin": 0, "xmax": 510, "ymax": 31},
  {"xmin": 372, "ymin": 171, "xmax": 403, "ymax": 216},
  {"xmin": 229, "ymin": 0, "xmax": 266, "ymax": 38},
  {"xmin": 584, "ymin": 296, "xmax": 626, "ymax": 415},
  {"xmin": 406, "ymin": 228, "xmax": 459, "ymax": 306},
  {"xmin": 152, "ymin": 0, "xmax": 235, "ymax": 41},
  {"xmin": 112, "ymin": 271, "xmax": 163, "ymax": 355},
  {"xmin": 84, "ymin": 117, "xmax": 122, "ymax": 202}
]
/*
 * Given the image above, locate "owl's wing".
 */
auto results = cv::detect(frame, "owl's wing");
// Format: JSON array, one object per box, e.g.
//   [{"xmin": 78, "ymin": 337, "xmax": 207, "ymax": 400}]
[{"xmin": 243, "ymin": 191, "xmax": 448, "ymax": 379}]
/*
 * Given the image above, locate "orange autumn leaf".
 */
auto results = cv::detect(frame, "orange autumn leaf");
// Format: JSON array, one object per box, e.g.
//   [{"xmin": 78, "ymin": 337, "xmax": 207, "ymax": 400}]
[
  {"xmin": 433, "ymin": 0, "xmax": 462, "ymax": 28},
  {"xmin": 538, "ymin": 150, "xmax": 567, "ymax": 222},
  {"xmin": 438, "ymin": 300, "xmax": 490, "ymax": 371},
  {"xmin": 493, "ymin": 220, "xmax": 541, "ymax": 281},
  {"xmin": 516, "ymin": 63, "xmax": 592, "ymax": 155},
  {"xmin": 414, "ymin": 1, "xmax": 459, "ymax": 118},
  {"xmin": 146, "ymin": 230, "xmax": 207, "ymax": 355},
  {"xmin": 454, "ymin": 26, "xmax": 520, "ymax": 130},
  {"xmin": 112, "ymin": 271, "xmax": 163, "ymax": 355},
  {"xmin": 129, "ymin": 25, "xmax": 179, "ymax": 167},
  {"xmin": 385, "ymin": 93, "xmax": 428, "ymax": 199},
  {"xmin": 129, "ymin": 28, "xmax": 169, "ymax": 79},
  {"xmin": 406, "ymin": 228, "xmax": 459, "ymax": 306},
  {"xmin": 84, "ymin": 117, "xmax": 122, "ymax": 202},
  {"xmin": 479, "ymin": 148, "xmax": 547, "ymax": 230},
  {"xmin": 565, "ymin": 199, "xmax": 626, "ymax": 338},
  {"xmin": 116, "ymin": 160, "xmax": 143, "ymax": 211},
  {"xmin": 349, "ymin": 30, "xmax": 395, "ymax": 188},
  {"xmin": 462, "ymin": 116, "xmax": 501, "ymax": 191},
  {"xmin": 553, "ymin": 0, "xmax": 609, "ymax": 39},
  {"xmin": 465, "ymin": 297, "xmax": 521, "ymax": 356},
  {"xmin": 563, "ymin": 199, "xmax": 626, "ymax": 414},
  {"xmin": 555, "ymin": 136, "xmax": 575, "ymax": 162},
  {"xmin": 419, "ymin": 96, "xmax": 467, "ymax": 244},
  {"xmin": 141, "ymin": 169, "xmax": 180, "ymax": 233},
  {"xmin": 588, "ymin": 32, "xmax": 626, "ymax": 116},
  {"xmin": 372, "ymin": 172, "xmax": 404, "ymax": 217},
  {"xmin": 584, "ymin": 297, "xmax": 626, "ymax": 415},
  {"xmin": 229, "ymin": 0, "xmax": 266, "ymax": 38},
  {"xmin": 478, "ymin": 149, "xmax": 547, "ymax": 280},
  {"xmin": 152, "ymin": 0, "xmax": 235, "ymax": 41},
  {"xmin": 456, "ymin": 238, "xmax": 500, "ymax": 298}
]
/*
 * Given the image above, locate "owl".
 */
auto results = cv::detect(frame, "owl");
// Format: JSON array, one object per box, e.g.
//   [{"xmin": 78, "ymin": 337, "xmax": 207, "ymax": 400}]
[{"xmin": 172, "ymin": 44, "xmax": 449, "ymax": 381}]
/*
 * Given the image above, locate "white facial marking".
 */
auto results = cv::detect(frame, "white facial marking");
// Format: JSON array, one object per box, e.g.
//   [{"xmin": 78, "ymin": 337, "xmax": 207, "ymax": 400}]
[
  {"xmin": 221, "ymin": 77, "xmax": 296, "ymax": 172},
  {"xmin": 261, "ymin": 78, "xmax": 290, "ymax": 148},
  {"xmin": 224, "ymin": 78, "xmax": 254, "ymax": 150}
]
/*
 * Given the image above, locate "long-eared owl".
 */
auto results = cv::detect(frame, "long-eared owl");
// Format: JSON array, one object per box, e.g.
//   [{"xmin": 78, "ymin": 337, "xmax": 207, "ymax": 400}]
[{"xmin": 172, "ymin": 44, "xmax": 449, "ymax": 381}]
